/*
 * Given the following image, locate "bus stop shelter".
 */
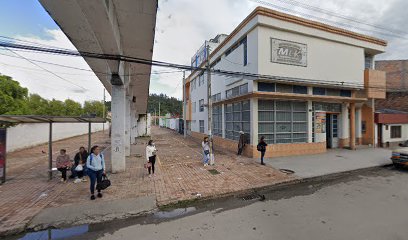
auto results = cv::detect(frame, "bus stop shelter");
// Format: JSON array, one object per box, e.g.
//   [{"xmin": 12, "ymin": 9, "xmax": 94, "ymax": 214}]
[{"xmin": 0, "ymin": 115, "xmax": 106, "ymax": 181}]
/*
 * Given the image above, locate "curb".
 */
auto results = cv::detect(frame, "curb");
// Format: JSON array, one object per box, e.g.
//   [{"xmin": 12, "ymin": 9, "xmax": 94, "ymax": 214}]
[
  {"xmin": 1, "ymin": 163, "xmax": 393, "ymax": 238},
  {"xmin": 158, "ymin": 163, "xmax": 394, "ymax": 209}
]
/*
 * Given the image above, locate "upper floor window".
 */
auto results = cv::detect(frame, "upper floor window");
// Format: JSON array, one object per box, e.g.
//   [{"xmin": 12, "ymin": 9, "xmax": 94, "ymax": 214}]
[
  {"xmin": 226, "ymin": 83, "xmax": 249, "ymax": 99},
  {"xmin": 365, "ymin": 55, "xmax": 373, "ymax": 69},
  {"xmin": 198, "ymin": 73, "xmax": 205, "ymax": 86},
  {"xmin": 313, "ymin": 87, "xmax": 326, "ymax": 95},
  {"xmin": 199, "ymin": 99, "xmax": 204, "ymax": 112}
]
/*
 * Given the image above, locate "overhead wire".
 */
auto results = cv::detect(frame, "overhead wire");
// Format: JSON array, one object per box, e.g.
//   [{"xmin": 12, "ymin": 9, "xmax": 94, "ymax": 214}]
[{"xmin": 0, "ymin": 37, "xmax": 399, "ymax": 92}]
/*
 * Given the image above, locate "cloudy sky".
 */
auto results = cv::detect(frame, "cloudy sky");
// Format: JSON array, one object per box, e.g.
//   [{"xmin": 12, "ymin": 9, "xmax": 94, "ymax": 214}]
[{"xmin": 0, "ymin": 0, "xmax": 407, "ymax": 103}]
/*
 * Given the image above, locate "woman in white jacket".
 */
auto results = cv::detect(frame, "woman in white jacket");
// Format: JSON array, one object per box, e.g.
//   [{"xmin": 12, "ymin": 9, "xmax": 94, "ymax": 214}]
[{"xmin": 146, "ymin": 140, "xmax": 157, "ymax": 177}]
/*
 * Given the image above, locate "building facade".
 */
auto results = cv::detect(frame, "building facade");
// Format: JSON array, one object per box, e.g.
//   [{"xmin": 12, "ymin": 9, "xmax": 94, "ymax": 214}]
[{"xmin": 184, "ymin": 7, "xmax": 387, "ymax": 158}]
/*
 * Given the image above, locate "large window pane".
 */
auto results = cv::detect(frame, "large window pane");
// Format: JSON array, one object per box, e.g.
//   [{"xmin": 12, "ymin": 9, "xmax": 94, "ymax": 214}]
[
  {"xmin": 276, "ymin": 101, "xmax": 291, "ymax": 111},
  {"xmin": 293, "ymin": 112, "xmax": 307, "ymax": 121},
  {"xmin": 276, "ymin": 112, "xmax": 291, "ymax": 122},
  {"xmin": 276, "ymin": 123, "xmax": 291, "ymax": 132},
  {"xmin": 258, "ymin": 111, "xmax": 274, "ymax": 121},
  {"xmin": 293, "ymin": 122, "xmax": 307, "ymax": 132},
  {"xmin": 242, "ymin": 111, "xmax": 250, "ymax": 121},
  {"xmin": 259, "ymin": 123, "xmax": 274, "ymax": 133},
  {"xmin": 259, "ymin": 100, "xmax": 274, "ymax": 110}
]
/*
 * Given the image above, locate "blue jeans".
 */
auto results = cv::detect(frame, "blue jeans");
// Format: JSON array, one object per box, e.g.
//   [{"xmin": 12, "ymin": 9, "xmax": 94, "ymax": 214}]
[
  {"xmin": 261, "ymin": 151, "xmax": 266, "ymax": 164},
  {"xmin": 203, "ymin": 151, "xmax": 210, "ymax": 164},
  {"xmin": 88, "ymin": 169, "xmax": 103, "ymax": 195}
]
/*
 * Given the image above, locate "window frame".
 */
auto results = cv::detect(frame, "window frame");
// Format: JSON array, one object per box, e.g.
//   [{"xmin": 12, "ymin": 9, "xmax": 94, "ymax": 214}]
[{"xmin": 391, "ymin": 125, "xmax": 402, "ymax": 139}]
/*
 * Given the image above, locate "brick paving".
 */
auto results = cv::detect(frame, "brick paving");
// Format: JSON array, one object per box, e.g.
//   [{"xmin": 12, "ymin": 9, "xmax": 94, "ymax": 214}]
[{"xmin": 0, "ymin": 127, "xmax": 294, "ymax": 236}]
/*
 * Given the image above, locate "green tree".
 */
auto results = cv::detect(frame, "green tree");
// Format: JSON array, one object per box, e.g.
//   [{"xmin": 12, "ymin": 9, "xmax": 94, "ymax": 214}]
[
  {"xmin": 147, "ymin": 93, "xmax": 182, "ymax": 117},
  {"xmin": 83, "ymin": 100, "xmax": 105, "ymax": 118},
  {"xmin": 26, "ymin": 94, "xmax": 49, "ymax": 115},
  {"xmin": 0, "ymin": 74, "xmax": 29, "ymax": 115},
  {"xmin": 46, "ymin": 99, "xmax": 65, "ymax": 116},
  {"xmin": 64, "ymin": 99, "xmax": 83, "ymax": 116}
]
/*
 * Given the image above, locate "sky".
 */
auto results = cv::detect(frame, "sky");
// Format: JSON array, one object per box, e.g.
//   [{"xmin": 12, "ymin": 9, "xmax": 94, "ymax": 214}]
[{"xmin": 0, "ymin": 0, "xmax": 407, "ymax": 103}]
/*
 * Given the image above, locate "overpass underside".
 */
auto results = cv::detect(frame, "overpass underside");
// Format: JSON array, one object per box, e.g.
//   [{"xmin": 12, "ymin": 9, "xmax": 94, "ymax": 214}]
[{"xmin": 40, "ymin": 0, "xmax": 158, "ymax": 172}]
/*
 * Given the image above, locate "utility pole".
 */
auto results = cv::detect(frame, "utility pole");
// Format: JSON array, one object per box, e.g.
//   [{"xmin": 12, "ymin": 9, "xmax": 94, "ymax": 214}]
[
  {"xmin": 154, "ymin": 108, "xmax": 157, "ymax": 126},
  {"xmin": 183, "ymin": 71, "xmax": 187, "ymax": 138},
  {"xmin": 206, "ymin": 42, "xmax": 214, "ymax": 165},
  {"xmin": 102, "ymin": 88, "xmax": 106, "ymax": 133}
]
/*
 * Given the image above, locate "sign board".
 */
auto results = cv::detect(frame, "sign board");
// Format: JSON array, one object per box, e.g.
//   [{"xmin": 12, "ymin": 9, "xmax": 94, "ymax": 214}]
[
  {"xmin": 315, "ymin": 112, "xmax": 326, "ymax": 134},
  {"xmin": 0, "ymin": 128, "xmax": 6, "ymax": 183},
  {"xmin": 271, "ymin": 38, "xmax": 307, "ymax": 67}
]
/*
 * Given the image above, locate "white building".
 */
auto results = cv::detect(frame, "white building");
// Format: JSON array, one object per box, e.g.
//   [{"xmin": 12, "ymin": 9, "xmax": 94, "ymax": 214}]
[{"xmin": 184, "ymin": 7, "xmax": 387, "ymax": 158}]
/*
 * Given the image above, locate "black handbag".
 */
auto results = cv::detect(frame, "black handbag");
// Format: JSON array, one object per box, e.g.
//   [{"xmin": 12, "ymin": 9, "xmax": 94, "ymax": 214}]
[{"xmin": 96, "ymin": 174, "xmax": 111, "ymax": 190}]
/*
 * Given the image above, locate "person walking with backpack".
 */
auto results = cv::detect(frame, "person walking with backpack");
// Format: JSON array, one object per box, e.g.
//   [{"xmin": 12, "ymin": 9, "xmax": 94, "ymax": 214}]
[
  {"xmin": 86, "ymin": 145, "xmax": 105, "ymax": 200},
  {"xmin": 257, "ymin": 136, "xmax": 268, "ymax": 165},
  {"xmin": 146, "ymin": 140, "xmax": 158, "ymax": 177}
]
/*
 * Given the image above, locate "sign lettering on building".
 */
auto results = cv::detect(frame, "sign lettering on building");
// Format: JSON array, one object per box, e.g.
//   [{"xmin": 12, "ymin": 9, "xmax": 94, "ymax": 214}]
[{"xmin": 271, "ymin": 38, "xmax": 307, "ymax": 67}]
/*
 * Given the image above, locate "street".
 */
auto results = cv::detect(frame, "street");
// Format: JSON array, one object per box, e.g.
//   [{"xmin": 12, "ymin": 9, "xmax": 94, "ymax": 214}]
[{"xmin": 29, "ymin": 167, "xmax": 406, "ymax": 240}]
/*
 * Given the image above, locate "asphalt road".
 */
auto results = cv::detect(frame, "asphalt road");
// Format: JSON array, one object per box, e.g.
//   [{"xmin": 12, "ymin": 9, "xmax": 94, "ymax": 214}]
[{"xmin": 14, "ymin": 167, "xmax": 408, "ymax": 240}]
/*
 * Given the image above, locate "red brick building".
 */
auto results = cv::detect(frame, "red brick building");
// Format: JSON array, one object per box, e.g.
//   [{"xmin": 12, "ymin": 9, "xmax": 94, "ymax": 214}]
[{"xmin": 375, "ymin": 60, "xmax": 408, "ymax": 112}]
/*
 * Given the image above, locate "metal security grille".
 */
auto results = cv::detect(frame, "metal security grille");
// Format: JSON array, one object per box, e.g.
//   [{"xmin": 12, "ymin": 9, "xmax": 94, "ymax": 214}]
[
  {"xmin": 212, "ymin": 106, "xmax": 222, "ymax": 136},
  {"xmin": 225, "ymin": 100, "xmax": 250, "ymax": 143},
  {"xmin": 258, "ymin": 100, "xmax": 308, "ymax": 144}
]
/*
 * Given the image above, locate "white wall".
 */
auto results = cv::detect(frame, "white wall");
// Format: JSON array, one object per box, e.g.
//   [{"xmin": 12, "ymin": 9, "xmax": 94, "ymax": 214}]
[
  {"xmin": 137, "ymin": 114, "xmax": 151, "ymax": 137},
  {"xmin": 257, "ymin": 25, "xmax": 365, "ymax": 87},
  {"xmin": 7, "ymin": 122, "xmax": 108, "ymax": 152},
  {"xmin": 381, "ymin": 124, "xmax": 408, "ymax": 144}
]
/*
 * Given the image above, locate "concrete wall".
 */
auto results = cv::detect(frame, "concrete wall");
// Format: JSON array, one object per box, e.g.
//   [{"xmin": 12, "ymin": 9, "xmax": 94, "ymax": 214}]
[
  {"xmin": 137, "ymin": 114, "xmax": 151, "ymax": 137},
  {"xmin": 7, "ymin": 122, "xmax": 108, "ymax": 152},
  {"xmin": 381, "ymin": 123, "xmax": 408, "ymax": 146},
  {"xmin": 257, "ymin": 25, "xmax": 364, "ymax": 86}
]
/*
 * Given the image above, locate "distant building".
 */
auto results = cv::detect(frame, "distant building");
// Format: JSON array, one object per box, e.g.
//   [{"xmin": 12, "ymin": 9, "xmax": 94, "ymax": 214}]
[
  {"xmin": 184, "ymin": 7, "xmax": 387, "ymax": 158},
  {"xmin": 375, "ymin": 60, "xmax": 408, "ymax": 112}
]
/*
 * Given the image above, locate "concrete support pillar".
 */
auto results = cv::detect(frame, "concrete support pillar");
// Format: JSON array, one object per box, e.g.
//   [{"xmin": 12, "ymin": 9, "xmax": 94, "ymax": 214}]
[
  {"xmin": 125, "ymin": 96, "xmax": 131, "ymax": 157},
  {"xmin": 251, "ymin": 98, "xmax": 258, "ymax": 146},
  {"xmin": 111, "ymin": 84, "xmax": 126, "ymax": 173},
  {"xmin": 130, "ymin": 112, "xmax": 138, "ymax": 145},
  {"xmin": 340, "ymin": 103, "xmax": 349, "ymax": 148},
  {"xmin": 356, "ymin": 107, "xmax": 362, "ymax": 145},
  {"xmin": 349, "ymin": 103, "xmax": 356, "ymax": 150},
  {"xmin": 307, "ymin": 100, "xmax": 313, "ymax": 143}
]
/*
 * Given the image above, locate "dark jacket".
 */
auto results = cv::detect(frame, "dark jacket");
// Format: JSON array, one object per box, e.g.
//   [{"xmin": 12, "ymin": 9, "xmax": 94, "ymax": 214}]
[
  {"xmin": 258, "ymin": 140, "xmax": 268, "ymax": 152},
  {"xmin": 238, "ymin": 134, "xmax": 246, "ymax": 149},
  {"xmin": 74, "ymin": 151, "xmax": 89, "ymax": 166}
]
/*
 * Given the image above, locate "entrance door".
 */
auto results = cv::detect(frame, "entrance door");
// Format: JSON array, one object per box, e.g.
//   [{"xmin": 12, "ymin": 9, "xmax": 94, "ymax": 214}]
[{"xmin": 326, "ymin": 114, "xmax": 339, "ymax": 148}]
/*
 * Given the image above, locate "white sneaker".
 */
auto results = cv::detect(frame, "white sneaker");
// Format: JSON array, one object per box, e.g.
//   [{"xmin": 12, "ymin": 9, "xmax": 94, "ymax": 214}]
[
  {"xmin": 74, "ymin": 178, "xmax": 81, "ymax": 184},
  {"xmin": 204, "ymin": 163, "xmax": 208, "ymax": 166}
]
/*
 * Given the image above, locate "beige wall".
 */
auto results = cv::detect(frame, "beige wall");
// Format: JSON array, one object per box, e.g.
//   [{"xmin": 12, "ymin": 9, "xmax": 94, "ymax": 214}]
[{"xmin": 257, "ymin": 25, "xmax": 365, "ymax": 87}]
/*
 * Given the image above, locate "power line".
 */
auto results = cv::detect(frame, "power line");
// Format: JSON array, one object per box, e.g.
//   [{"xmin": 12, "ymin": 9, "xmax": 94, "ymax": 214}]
[
  {"xmin": 0, "ymin": 40, "xmax": 397, "ymax": 91},
  {"xmin": 2, "ymin": 47, "xmax": 88, "ymax": 91},
  {"xmin": 250, "ymin": 0, "xmax": 408, "ymax": 40},
  {"xmin": 267, "ymin": 0, "xmax": 408, "ymax": 36}
]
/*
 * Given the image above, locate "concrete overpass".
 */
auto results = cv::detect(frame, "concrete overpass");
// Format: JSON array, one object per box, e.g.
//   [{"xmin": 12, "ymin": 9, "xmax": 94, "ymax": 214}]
[{"xmin": 39, "ymin": 0, "xmax": 157, "ymax": 172}]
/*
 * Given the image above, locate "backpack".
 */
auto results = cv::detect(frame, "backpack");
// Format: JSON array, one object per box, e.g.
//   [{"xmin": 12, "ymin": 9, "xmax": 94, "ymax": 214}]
[{"xmin": 257, "ymin": 143, "xmax": 265, "ymax": 152}]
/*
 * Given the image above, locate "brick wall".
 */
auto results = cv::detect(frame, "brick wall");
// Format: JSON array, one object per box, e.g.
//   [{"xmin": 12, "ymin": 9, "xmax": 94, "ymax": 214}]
[
  {"xmin": 376, "ymin": 60, "xmax": 408, "ymax": 91},
  {"xmin": 190, "ymin": 131, "xmax": 326, "ymax": 158},
  {"xmin": 376, "ymin": 92, "xmax": 408, "ymax": 112}
]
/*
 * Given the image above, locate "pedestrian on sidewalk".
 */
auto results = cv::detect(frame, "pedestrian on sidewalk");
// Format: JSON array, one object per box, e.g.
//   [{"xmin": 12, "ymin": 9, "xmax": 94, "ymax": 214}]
[
  {"xmin": 86, "ymin": 145, "xmax": 106, "ymax": 200},
  {"xmin": 237, "ymin": 131, "xmax": 246, "ymax": 155},
  {"xmin": 72, "ymin": 146, "xmax": 88, "ymax": 183},
  {"xmin": 56, "ymin": 149, "xmax": 72, "ymax": 182},
  {"xmin": 146, "ymin": 140, "xmax": 157, "ymax": 177},
  {"xmin": 257, "ymin": 136, "xmax": 268, "ymax": 165},
  {"xmin": 202, "ymin": 137, "xmax": 210, "ymax": 166}
]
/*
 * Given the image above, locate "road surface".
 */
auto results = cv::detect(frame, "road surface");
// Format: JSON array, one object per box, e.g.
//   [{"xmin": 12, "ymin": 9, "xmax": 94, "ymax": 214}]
[{"xmin": 14, "ymin": 167, "xmax": 408, "ymax": 240}]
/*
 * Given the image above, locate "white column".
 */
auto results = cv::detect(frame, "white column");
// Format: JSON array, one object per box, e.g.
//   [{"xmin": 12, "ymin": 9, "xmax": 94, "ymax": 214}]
[
  {"xmin": 130, "ymin": 111, "xmax": 138, "ymax": 144},
  {"xmin": 340, "ymin": 103, "xmax": 350, "ymax": 143},
  {"xmin": 307, "ymin": 101, "xmax": 313, "ymax": 143},
  {"xmin": 251, "ymin": 98, "xmax": 258, "ymax": 146},
  {"xmin": 124, "ymin": 96, "xmax": 131, "ymax": 157},
  {"xmin": 356, "ymin": 107, "xmax": 362, "ymax": 140},
  {"xmin": 111, "ymin": 84, "xmax": 126, "ymax": 173}
]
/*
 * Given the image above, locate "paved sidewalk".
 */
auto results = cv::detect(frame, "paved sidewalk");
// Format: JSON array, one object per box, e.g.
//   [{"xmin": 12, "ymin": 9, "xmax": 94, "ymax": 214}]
[{"xmin": 265, "ymin": 147, "xmax": 392, "ymax": 178}]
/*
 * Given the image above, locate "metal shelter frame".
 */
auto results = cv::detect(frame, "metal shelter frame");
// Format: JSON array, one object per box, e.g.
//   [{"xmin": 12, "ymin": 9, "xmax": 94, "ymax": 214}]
[{"xmin": 0, "ymin": 115, "xmax": 106, "ymax": 181}]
